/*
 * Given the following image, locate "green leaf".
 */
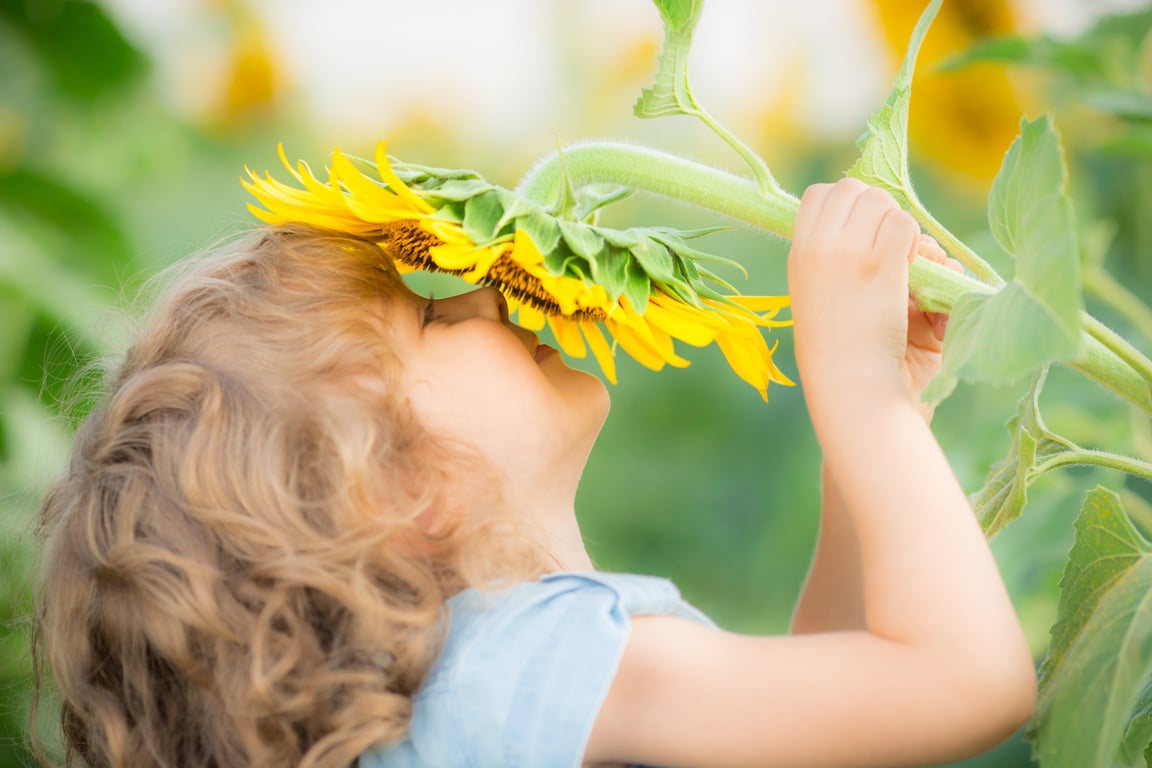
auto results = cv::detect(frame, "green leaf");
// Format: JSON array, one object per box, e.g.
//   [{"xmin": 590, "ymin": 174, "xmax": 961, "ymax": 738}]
[
  {"xmin": 461, "ymin": 190, "xmax": 506, "ymax": 244},
  {"xmin": 633, "ymin": 0, "xmax": 705, "ymax": 119},
  {"xmin": 1084, "ymin": 90, "xmax": 1152, "ymax": 122},
  {"xmin": 938, "ymin": 35, "xmax": 1109, "ymax": 81},
  {"xmin": 847, "ymin": 0, "xmax": 941, "ymax": 199},
  {"xmin": 1122, "ymin": 676, "xmax": 1152, "ymax": 766},
  {"xmin": 969, "ymin": 370, "xmax": 1082, "ymax": 536},
  {"xmin": 989, "ymin": 116, "xmax": 1083, "ymax": 342},
  {"xmin": 0, "ymin": 168, "xmax": 133, "ymax": 282},
  {"xmin": 971, "ymin": 371, "xmax": 1056, "ymax": 536},
  {"xmin": 0, "ymin": 0, "xmax": 147, "ymax": 102},
  {"xmin": 924, "ymin": 116, "xmax": 1084, "ymax": 404},
  {"xmin": 1030, "ymin": 488, "xmax": 1152, "ymax": 768}
]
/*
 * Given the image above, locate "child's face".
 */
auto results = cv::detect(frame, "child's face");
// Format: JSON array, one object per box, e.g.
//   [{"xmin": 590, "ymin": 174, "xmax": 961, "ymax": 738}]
[{"xmin": 387, "ymin": 285, "xmax": 610, "ymax": 493}]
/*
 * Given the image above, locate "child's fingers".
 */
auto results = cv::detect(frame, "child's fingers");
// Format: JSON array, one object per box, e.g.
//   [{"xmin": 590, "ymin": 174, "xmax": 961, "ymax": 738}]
[
  {"xmin": 816, "ymin": 178, "xmax": 872, "ymax": 233},
  {"xmin": 791, "ymin": 183, "xmax": 834, "ymax": 250},
  {"xmin": 916, "ymin": 235, "xmax": 946, "ymax": 265},
  {"xmin": 873, "ymin": 207, "xmax": 919, "ymax": 265}
]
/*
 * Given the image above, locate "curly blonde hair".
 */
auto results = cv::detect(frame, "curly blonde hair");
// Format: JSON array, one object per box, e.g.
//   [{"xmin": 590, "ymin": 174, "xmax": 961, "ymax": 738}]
[{"xmin": 33, "ymin": 225, "xmax": 547, "ymax": 767}]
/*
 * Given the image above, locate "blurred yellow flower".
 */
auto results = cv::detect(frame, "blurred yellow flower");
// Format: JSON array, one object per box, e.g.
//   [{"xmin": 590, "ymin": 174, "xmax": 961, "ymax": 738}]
[
  {"xmin": 870, "ymin": 0, "xmax": 1026, "ymax": 182},
  {"xmin": 244, "ymin": 144, "xmax": 793, "ymax": 398}
]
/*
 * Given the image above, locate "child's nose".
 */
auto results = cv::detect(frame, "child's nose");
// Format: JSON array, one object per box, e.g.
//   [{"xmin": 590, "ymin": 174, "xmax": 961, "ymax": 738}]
[{"xmin": 442, "ymin": 286, "xmax": 508, "ymax": 323}]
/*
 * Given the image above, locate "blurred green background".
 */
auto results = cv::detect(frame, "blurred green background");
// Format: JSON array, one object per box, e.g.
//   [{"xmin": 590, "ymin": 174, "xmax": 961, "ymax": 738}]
[{"xmin": 4, "ymin": 0, "xmax": 1152, "ymax": 765}]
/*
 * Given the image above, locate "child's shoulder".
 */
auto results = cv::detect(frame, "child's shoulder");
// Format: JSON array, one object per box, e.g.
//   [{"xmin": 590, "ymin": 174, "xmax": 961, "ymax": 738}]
[
  {"xmin": 450, "ymin": 570, "xmax": 709, "ymax": 633},
  {"xmin": 360, "ymin": 572, "xmax": 711, "ymax": 768}
]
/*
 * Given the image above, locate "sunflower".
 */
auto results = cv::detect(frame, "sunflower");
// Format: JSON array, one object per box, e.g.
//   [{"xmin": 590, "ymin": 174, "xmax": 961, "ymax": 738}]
[{"xmin": 243, "ymin": 143, "xmax": 793, "ymax": 399}]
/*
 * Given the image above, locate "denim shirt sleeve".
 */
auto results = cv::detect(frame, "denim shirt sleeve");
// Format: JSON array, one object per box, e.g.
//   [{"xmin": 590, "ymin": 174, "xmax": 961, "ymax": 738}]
[{"xmin": 360, "ymin": 571, "xmax": 712, "ymax": 768}]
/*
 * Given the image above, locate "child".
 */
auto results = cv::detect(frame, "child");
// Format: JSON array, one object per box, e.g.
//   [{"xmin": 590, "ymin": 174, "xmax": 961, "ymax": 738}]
[{"xmin": 34, "ymin": 178, "xmax": 1035, "ymax": 767}]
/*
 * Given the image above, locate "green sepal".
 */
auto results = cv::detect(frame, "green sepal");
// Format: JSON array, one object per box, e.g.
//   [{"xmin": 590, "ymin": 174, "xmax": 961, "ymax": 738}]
[
  {"xmin": 516, "ymin": 210, "xmax": 562, "ymax": 255},
  {"xmin": 634, "ymin": 0, "xmax": 705, "ymax": 119},
  {"xmin": 557, "ymin": 220, "xmax": 605, "ymax": 262},
  {"xmin": 541, "ymin": 238, "xmax": 584, "ymax": 280},
  {"xmin": 629, "ymin": 237, "xmax": 678, "ymax": 285},
  {"xmin": 389, "ymin": 160, "xmax": 486, "ymax": 185},
  {"xmin": 623, "ymin": 256, "xmax": 651, "ymax": 312},
  {"xmin": 461, "ymin": 190, "xmax": 507, "ymax": 244},
  {"xmin": 370, "ymin": 151, "xmax": 760, "ymax": 320},
  {"xmin": 574, "ymin": 184, "xmax": 634, "ymax": 222},
  {"xmin": 1029, "ymin": 487, "xmax": 1152, "ymax": 768},
  {"xmin": 419, "ymin": 178, "xmax": 494, "ymax": 203},
  {"xmin": 587, "ymin": 245, "xmax": 631, "ymax": 302}
]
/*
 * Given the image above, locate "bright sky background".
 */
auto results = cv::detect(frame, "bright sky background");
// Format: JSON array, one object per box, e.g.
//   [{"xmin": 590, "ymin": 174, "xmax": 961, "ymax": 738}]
[{"xmin": 101, "ymin": 0, "xmax": 1152, "ymax": 147}]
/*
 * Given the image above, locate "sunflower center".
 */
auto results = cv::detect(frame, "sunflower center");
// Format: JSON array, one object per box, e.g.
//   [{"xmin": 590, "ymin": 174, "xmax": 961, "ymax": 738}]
[{"xmin": 378, "ymin": 221, "xmax": 606, "ymax": 322}]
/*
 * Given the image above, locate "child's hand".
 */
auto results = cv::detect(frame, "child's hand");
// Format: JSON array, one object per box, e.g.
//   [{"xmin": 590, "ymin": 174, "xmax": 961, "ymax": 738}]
[
  {"xmin": 788, "ymin": 179, "xmax": 963, "ymax": 419},
  {"xmin": 904, "ymin": 235, "xmax": 963, "ymax": 418},
  {"xmin": 787, "ymin": 178, "xmax": 920, "ymax": 406}
]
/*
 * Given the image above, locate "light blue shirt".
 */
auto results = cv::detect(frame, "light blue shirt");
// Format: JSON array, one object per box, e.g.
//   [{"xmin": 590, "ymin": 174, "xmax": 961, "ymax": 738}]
[{"xmin": 360, "ymin": 571, "xmax": 712, "ymax": 768}]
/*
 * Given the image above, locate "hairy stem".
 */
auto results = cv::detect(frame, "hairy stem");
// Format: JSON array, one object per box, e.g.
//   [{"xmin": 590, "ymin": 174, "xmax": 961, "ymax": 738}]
[
  {"xmin": 517, "ymin": 141, "xmax": 800, "ymax": 236},
  {"xmin": 1033, "ymin": 448, "xmax": 1152, "ymax": 483},
  {"xmin": 517, "ymin": 140, "xmax": 1152, "ymax": 416},
  {"xmin": 1083, "ymin": 313, "xmax": 1152, "ymax": 388},
  {"xmin": 1085, "ymin": 265, "xmax": 1152, "ymax": 344}
]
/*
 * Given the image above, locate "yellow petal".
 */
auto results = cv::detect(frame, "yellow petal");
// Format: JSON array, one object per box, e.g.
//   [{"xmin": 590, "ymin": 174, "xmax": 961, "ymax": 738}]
[
  {"xmin": 331, "ymin": 149, "xmax": 422, "ymax": 222},
  {"xmin": 516, "ymin": 303, "xmax": 547, "ymax": 332},
  {"xmin": 373, "ymin": 143, "xmax": 436, "ymax": 214},
  {"xmin": 644, "ymin": 299, "xmax": 718, "ymax": 347},
  {"xmin": 581, "ymin": 322, "xmax": 617, "ymax": 384},
  {"xmin": 548, "ymin": 316, "xmax": 587, "ymax": 358}
]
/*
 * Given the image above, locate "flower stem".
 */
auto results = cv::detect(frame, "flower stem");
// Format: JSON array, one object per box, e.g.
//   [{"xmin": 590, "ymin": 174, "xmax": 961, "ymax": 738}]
[
  {"xmin": 1085, "ymin": 265, "xmax": 1152, "ymax": 343},
  {"xmin": 913, "ymin": 205, "xmax": 1005, "ymax": 288},
  {"xmin": 516, "ymin": 140, "xmax": 1152, "ymax": 415},
  {"xmin": 1033, "ymin": 447, "xmax": 1152, "ymax": 483},
  {"xmin": 517, "ymin": 141, "xmax": 800, "ymax": 236},
  {"xmin": 1083, "ymin": 313, "xmax": 1152, "ymax": 388},
  {"xmin": 1069, "ymin": 332, "xmax": 1152, "ymax": 417}
]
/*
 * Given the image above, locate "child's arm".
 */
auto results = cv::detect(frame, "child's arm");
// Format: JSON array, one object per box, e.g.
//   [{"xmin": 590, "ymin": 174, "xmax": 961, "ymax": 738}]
[
  {"xmin": 585, "ymin": 179, "xmax": 1036, "ymax": 768},
  {"xmin": 791, "ymin": 235, "xmax": 956, "ymax": 635}
]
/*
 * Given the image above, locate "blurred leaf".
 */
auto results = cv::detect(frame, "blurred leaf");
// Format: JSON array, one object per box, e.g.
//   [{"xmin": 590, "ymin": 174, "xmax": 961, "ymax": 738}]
[
  {"xmin": 1030, "ymin": 487, "xmax": 1152, "ymax": 768},
  {"xmin": 848, "ymin": 0, "xmax": 941, "ymax": 205},
  {"xmin": 0, "ymin": 0, "xmax": 147, "ymax": 103},
  {"xmin": 925, "ymin": 116, "xmax": 1083, "ymax": 403},
  {"xmin": 939, "ymin": 34, "xmax": 1110, "ymax": 80},
  {"xmin": 0, "ymin": 168, "xmax": 133, "ymax": 280},
  {"xmin": 633, "ymin": 0, "xmax": 704, "ymax": 119},
  {"xmin": 1083, "ymin": 90, "xmax": 1152, "ymax": 122}
]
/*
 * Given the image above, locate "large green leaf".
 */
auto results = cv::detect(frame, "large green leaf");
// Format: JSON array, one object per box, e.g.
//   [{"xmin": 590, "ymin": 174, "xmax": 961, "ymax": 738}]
[
  {"xmin": 1031, "ymin": 488, "xmax": 1152, "ymax": 768},
  {"xmin": 924, "ymin": 116, "xmax": 1084, "ymax": 403},
  {"xmin": 633, "ymin": 0, "xmax": 705, "ymax": 119},
  {"xmin": 988, "ymin": 116, "xmax": 1083, "ymax": 341},
  {"xmin": 847, "ymin": 0, "xmax": 941, "ymax": 204}
]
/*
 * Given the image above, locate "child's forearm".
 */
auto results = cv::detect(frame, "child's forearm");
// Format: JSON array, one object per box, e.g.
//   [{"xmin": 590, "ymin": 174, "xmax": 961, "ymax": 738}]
[
  {"xmin": 790, "ymin": 467, "xmax": 865, "ymax": 634},
  {"xmin": 810, "ymin": 378, "xmax": 1032, "ymax": 685}
]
